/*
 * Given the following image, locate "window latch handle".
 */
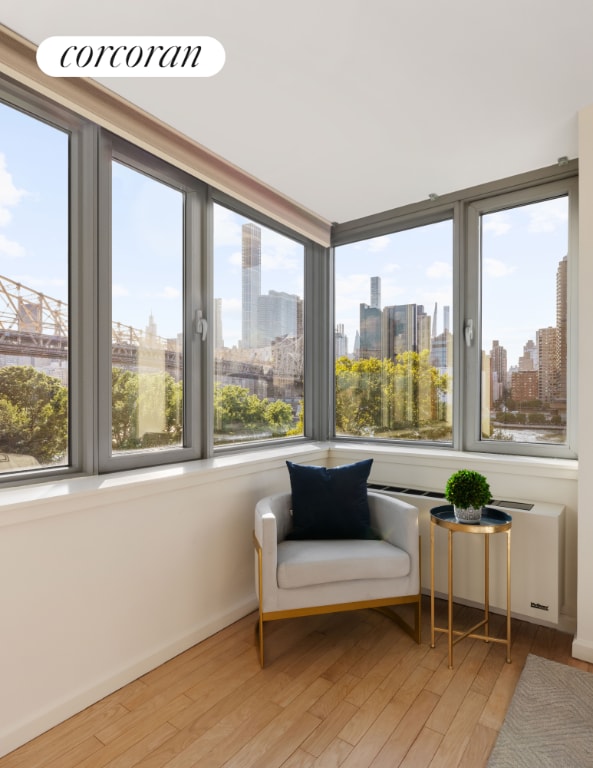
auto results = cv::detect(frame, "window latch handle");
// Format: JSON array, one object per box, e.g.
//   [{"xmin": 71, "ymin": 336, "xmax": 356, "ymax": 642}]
[
  {"xmin": 194, "ymin": 310, "xmax": 208, "ymax": 341},
  {"xmin": 464, "ymin": 319, "xmax": 474, "ymax": 347}
]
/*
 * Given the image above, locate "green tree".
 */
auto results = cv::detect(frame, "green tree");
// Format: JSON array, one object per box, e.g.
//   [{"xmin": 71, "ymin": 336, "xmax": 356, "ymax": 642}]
[
  {"xmin": 112, "ymin": 368, "xmax": 183, "ymax": 450},
  {"xmin": 0, "ymin": 365, "xmax": 68, "ymax": 464},
  {"xmin": 335, "ymin": 352, "xmax": 449, "ymax": 437},
  {"xmin": 264, "ymin": 399, "xmax": 294, "ymax": 434},
  {"xmin": 214, "ymin": 384, "xmax": 268, "ymax": 434},
  {"xmin": 112, "ymin": 368, "xmax": 140, "ymax": 449}
]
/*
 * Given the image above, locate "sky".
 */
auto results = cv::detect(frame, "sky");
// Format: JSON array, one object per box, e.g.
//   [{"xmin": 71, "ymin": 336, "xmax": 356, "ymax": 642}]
[{"xmin": 1, "ymin": 98, "xmax": 569, "ymax": 368}]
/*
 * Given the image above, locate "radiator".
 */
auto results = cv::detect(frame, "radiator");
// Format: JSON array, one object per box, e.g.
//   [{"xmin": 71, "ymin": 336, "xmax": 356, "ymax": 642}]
[{"xmin": 370, "ymin": 485, "xmax": 565, "ymax": 625}]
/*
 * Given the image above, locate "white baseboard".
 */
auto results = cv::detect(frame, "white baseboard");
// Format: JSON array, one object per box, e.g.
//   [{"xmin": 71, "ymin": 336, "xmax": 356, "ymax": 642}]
[
  {"xmin": 572, "ymin": 635, "xmax": 593, "ymax": 663},
  {"xmin": 0, "ymin": 597, "xmax": 258, "ymax": 760}
]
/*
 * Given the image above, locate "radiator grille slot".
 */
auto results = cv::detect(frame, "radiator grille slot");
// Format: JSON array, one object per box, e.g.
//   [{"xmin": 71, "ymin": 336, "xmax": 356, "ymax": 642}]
[{"xmin": 368, "ymin": 483, "xmax": 534, "ymax": 510}]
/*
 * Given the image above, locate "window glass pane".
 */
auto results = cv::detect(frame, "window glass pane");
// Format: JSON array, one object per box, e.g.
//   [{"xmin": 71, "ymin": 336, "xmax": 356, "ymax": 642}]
[
  {"xmin": 480, "ymin": 196, "xmax": 568, "ymax": 446},
  {"xmin": 213, "ymin": 204, "xmax": 304, "ymax": 445},
  {"xmin": 111, "ymin": 161, "xmax": 184, "ymax": 454},
  {"xmin": 334, "ymin": 221, "xmax": 453, "ymax": 441},
  {"xmin": 0, "ymin": 102, "xmax": 69, "ymax": 473}
]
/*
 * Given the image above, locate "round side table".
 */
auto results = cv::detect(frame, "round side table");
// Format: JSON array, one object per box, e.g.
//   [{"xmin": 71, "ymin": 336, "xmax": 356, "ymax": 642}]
[{"xmin": 430, "ymin": 504, "xmax": 512, "ymax": 669}]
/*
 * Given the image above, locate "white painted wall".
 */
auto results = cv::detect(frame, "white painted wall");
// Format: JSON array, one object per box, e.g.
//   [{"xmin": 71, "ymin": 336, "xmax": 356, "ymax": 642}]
[
  {"xmin": 0, "ymin": 439, "xmax": 579, "ymax": 758},
  {"xmin": 0, "ymin": 444, "xmax": 327, "ymax": 758},
  {"xmin": 573, "ymin": 103, "xmax": 593, "ymax": 662}
]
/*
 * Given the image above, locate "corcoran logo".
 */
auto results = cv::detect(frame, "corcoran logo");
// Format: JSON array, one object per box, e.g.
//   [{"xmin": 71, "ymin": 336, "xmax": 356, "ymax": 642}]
[{"xmin": 36, "ymin": 36, "xmax": 225, "ymax": 77}]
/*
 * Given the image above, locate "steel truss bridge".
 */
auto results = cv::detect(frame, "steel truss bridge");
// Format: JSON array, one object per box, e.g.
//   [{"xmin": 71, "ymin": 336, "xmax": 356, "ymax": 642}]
[
  {"xmin": 0, "ymin": 273, "xmax": 182, "ymax": 375},
  {"xmin": 0, "ymin": 274, "xmax": 302, "ymax": 386}
]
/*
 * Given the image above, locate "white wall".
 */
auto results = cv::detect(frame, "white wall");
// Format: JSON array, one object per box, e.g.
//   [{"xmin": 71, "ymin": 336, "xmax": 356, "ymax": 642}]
[
  {"xmin": 0, "ymin": 439, "xmax": 579, "ymax": 758},
  {"xmin": 573, "ymin": 103, "xmax": 593, "ymax": 662},
  {"xmin": 0, "ymin": 443, "xmax": 327, "ymax": 758}
]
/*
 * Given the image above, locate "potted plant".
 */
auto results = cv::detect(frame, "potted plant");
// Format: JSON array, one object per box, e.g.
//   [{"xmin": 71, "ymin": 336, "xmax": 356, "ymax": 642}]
[{"xmin": 444, "ymin": 469, "xmax": 492, "ymax": 524}]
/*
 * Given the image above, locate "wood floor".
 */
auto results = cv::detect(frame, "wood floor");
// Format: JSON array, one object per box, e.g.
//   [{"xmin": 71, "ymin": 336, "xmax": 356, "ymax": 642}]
[{"xmin": 2, "ymin": 597, "xmax": 592, "ymax": 768}]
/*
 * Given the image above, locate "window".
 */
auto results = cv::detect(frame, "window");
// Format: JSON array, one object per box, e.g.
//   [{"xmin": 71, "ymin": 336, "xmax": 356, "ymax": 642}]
[
  {"xmin": 334, "ymin": 220, "xmax": 454, "ymax": 443},
  {"xmin": 465, "ymin": 181, "xmax": 576, "ymax": 457},
  {"xmin": 98, "ymin": 137, "xmax": 205, "ymax": 472},
  {"xmin": 0, "ymin": 99, "xmax": 71, "ymax": 476},
  {"xmin": 110, "ymin": 160, "xmax": 184, "ymax": 454},
  {"xmin": 212, "ymin": 202, "xmax": 305, "ymax": 446},
  {"xmin": 0, "ymin": 76, "xmax": 578, "ymax": 486}
]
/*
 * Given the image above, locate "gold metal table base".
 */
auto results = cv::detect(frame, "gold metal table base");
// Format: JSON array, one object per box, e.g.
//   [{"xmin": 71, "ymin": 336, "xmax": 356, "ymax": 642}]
[{"xmin": 430, "ymin": 506, "xmax": 512, "ymax": 669}]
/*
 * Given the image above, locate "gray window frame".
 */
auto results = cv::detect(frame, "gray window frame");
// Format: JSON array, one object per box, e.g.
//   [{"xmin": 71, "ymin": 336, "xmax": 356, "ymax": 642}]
[
  {"xmin": 97, "ymin": 133, "xmax": 207, "ymax": 473},
  {"xmin": 0, "ymin": 77, "xmax": 91, "ymax": 485},
  {"xmin": 208, "ymin": 190, "xmax": 321, "ymax": 453},
  {"xmin": 331, "ymin": 164, "xmax": 578, "ymax": 460},
  {"xmin": 464, "ymin": 178, "xmax": 578, "ymax": 459}
]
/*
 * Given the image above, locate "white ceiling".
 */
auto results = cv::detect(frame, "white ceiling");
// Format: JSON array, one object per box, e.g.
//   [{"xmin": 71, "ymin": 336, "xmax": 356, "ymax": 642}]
[{"xmin": 3, "ymin": 0, "xmax": 593, "ymax": 223}]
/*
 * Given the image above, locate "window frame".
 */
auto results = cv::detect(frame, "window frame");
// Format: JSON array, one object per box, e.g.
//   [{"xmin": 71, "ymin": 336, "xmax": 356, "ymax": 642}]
[
  {"xmin": 331, "ymin": 168, "xmax": 578, "ymax": 460},
  {"xmin": 208, "ymin": 190, "xmax": 318, "ymax": 453},
  {"xmin": 0, "ymin": 78, "xmax": 90, "ymax": 485},
  {"xmin": 97, "ymin": 132, "xmax": 207, "ymax": 473},
  {"xmin": 0, "ymin": 74, "xmax": 580, "ymax": 488},
  {"xmin": 463, "ymin": 178, "xmax": 578, "ymax": 460},
  {"xmin": 331, "ymin": 205, "xmax": 456, "ymax": 449}
]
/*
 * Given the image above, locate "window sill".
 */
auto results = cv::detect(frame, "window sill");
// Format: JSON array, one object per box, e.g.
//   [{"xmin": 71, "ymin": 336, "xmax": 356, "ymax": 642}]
[{"xmin": 0, "ymin": 441, "xmax": 330, "ymax": 527}]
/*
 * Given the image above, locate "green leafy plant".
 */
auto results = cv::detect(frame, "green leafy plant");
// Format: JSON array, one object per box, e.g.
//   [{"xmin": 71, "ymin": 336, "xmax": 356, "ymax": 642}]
[{"xmin": 444, "ymin": 469, "xmax": 491, "ymax": 509}]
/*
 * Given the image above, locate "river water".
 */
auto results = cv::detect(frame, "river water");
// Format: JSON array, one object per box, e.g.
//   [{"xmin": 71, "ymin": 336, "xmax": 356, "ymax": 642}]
[{"xmin": 490, "ymin": 427, "xmax": 565, "ymax": 444}]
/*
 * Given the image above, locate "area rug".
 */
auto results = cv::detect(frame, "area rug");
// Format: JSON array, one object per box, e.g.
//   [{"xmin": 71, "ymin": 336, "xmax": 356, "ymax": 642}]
[{"xmin": 487, "ymin": 653, "xmax": 593, "ymax": 767}]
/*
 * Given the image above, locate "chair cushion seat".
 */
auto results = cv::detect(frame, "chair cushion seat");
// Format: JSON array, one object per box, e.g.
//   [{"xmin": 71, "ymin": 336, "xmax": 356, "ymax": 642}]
[{"xmin": 276, "ymin": 539, "xmax": 411, "ymax": 589}]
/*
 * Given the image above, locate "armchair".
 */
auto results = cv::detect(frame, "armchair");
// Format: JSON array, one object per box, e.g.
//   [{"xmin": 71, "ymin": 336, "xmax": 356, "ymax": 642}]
[{"xmin": 253, "ymin": 490, "xmax": 421, "ymax": 666}]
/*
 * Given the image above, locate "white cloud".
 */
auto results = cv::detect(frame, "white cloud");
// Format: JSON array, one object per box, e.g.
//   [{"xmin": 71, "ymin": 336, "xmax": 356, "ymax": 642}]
[
  {"xmin": 0, "ymin": 153, "xmax": 25, "ymax": 210},
  {"xmin": 426, "ymin": 260, "xmax": 451, "ymax": 279},
  {"xmin": 0, "ymin": 233, "xmax": 25, "ymax": 258},
  {"xmin": 528, "ymin": 199, "xmax": 568, "ymax": 233},
  {"xmin": 157, "ymin": 286, "xmax": 180, "ymax": 299},
  {"xmin": 213, "ymin": 204, "xmax": 242, "ymax": 247},
  {"xmin": 367, "ymin": 235, "xmax": 391, "ymax": 252},
  {"xmin": 112, "ymin": 283, "xmax": 130, "ymax": 297},
  {"xmin": 484, "ymin": 258, "xmax": 517, "ymax": 278},
  {"xmin": 0, "ymin": 154, "xmax": 26, "ymax": 257},
  {"xmin": 483, "ymin": 213, "xmax": 511, "ymax": 236}
]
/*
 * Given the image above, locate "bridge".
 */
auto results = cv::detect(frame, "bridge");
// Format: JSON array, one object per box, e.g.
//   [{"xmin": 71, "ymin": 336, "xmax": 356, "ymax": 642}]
[{"xmin": 0, "ymin": 273, "xmax": 181, "ymax": 375}]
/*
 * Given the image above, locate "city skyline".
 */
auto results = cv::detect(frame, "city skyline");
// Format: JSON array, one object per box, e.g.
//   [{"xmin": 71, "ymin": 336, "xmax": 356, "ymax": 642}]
[{"xmin": 1, "ymin": 101, "xmax": 570, "ymax": 383}]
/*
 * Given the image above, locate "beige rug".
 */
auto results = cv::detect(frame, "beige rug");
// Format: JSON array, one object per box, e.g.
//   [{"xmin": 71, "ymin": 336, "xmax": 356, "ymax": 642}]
[{"xmin": 487, "ymin": 653, "xmax": 593, "ymax": 767}]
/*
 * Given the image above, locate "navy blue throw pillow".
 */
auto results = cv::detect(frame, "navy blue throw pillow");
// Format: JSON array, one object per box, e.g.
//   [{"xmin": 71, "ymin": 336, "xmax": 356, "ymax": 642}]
[{"xmin": 285, "ymin": 459, "xmax": 375, "ymax": 539}]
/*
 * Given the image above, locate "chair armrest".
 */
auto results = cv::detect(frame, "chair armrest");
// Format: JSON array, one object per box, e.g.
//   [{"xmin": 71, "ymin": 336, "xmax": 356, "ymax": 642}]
[
  {"xmin": 254, "ymin": 493, "xmax": 292, "ymax": 603},
  {"xmin": 368, "ymin": 491, "xmax": 419, "ymax": 556}
]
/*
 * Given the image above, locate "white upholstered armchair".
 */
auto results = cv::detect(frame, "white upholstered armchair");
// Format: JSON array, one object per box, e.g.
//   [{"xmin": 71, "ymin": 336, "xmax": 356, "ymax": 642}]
[{"xmin": 253, "ymin": 490, "xmax": 421, "ymax": 666}]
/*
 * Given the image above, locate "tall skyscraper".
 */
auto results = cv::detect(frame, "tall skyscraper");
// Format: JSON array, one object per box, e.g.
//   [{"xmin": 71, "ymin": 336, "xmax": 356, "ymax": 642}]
[
  {"xmin": 359, "ymin": 303, "xmax": 382, "ymax": 359},
  {"xmin": 537, "ymin": 326, "xmax": 558, "ymax": 403},
  {"xmin": 335, "ymin": 323, "xmax": 348, "ymax": 358},
  {"xmin": 556, "ymin": 255, "xmax": 567, "ymax": 400},
  {"xmin": 241, "ymin": 223, "xmax": 261, "ymax": 349},
  {"xmin": 257, "ymin": 290, "xmax": 299, "ymax": 346},
  {"xmin": 383, "ymin": 304, "xmax": 418, "ymax": 359},
  {"xmin": 518, "ymin": 339, "xmax": 537, "ymax": 371},
  {"xmin": 370, "ymin": 276, "xmax": 381, "ymax": 309},
  {"xmin": 490, "ymin": 340, "xmax": 508, "ymax": 404}
]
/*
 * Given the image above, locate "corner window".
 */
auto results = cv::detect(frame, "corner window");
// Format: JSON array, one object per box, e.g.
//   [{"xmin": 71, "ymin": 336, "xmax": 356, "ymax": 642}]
[
  {"xmin": 334, "ymin": 220, "xmax": 453, "ymax": 443},
  {"xmin": 212, "ymin": 202, "xmax": 305, "ymax": 446}
]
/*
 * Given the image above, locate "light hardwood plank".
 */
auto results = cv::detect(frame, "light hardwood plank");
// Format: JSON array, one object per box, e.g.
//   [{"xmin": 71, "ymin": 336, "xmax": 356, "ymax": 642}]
[{"xmin": 1, "ymin": 598, "xmax": 589, "ymax": 768}]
